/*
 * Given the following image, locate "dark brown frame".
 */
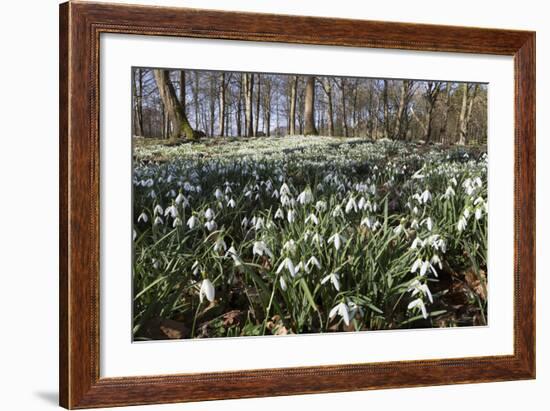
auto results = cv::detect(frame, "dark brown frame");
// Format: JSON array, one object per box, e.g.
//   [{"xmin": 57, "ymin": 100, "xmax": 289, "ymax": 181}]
[{"xmin": 59, "ymin": 1, "xmax": 536, "ymax": 409}]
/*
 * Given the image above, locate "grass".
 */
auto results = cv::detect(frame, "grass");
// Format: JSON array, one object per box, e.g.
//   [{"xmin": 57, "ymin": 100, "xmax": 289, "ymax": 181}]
[{"xmin": 132, "ymin": 136, "xmax": 488, "ymax": 340}]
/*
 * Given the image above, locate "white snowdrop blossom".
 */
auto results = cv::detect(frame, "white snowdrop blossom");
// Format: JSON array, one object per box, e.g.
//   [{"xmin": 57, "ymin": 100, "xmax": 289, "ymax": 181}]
[
  {"xmin": 306, "ymin": 256, "xmax": 321, "ymax": 272},
  {"xmin": 187, "ymin": 215, "xmax": 199, "ymax": 229},
  {"xmin": 457, "ymin": 216, "xmax": 468, "ymax": 232},
  {"xmin": 164, "ymin": 204, "xmax": 178, "ymax": 219},
  {"xmin": 274, "ymin": 208, "xmax": 284, "ymax": 219},
  {"xmin": 252, "ymin": 241, "xmax": 274, "ymax": 259},
  {"xmin": 214, "ymin": 238, "xmax": 227, "ymax": 253},
  {"xmin": 279, "ymin": 276, "xmax": 287, "ymax": 291},
  {"xmin": 276, "ymin": 257, "xmax": 297, "ymax": 277},
  {"xmin": 443, "ymin": 186, "xmax": 455, "ymax": 199},
  {"xmin": 227, "ymin": 198, "xmax": 236, "ymax": 208},
  {"xmin": 408, "ymin": 298, "xmax": 428, "ymax": 319},
  {"xmin": 204, "ymin": 208, "xmax": 215, "ymax": 220},
  {"xmin": 137, "ymin": 212, "xmax": 148, "ymax": 223},
  {"xmin": 408, "ymin": 280, "xmax": 434, "ymax": 303},
  {"xmin": 328, "ymin": 232, "xmax": 344, "ymax": 251},
  {"xmin": 321, "ymin": 272, "xmax": 341, "ymax": 291},
  {"xmin": 287, "ymin": 209, "xmax": 296, "ymax": 224},
  {"xmin": 297, "ymin": 188, "xmax": 313, "ymax": 205},
  {"xmin": 214, "ymin": 188, "xmax": 223, "ymax": 200},
  {"xmin": 305, "ymin": 213, "xmax": 319, "ymax": 225},
  {"xmin": 421, "ymin": 217, "xmax": 433, "ymax": 231},
  {"xmin": 172, "ymin": 217, "xmax": 182, "ymax": 227},
  {"xmin": 153, "ymin": 204, "xmax": 163, "ymax": 216},
  {"xmin": 329, "ymin": 302, "xmax": 350, "ymax": 326},
  {"xmin": 315, "ymin": 201, "xmax": 327, "ymax": 212},
  {"xmin": 199, "ymin": 279, "xmax": 215, "ymax": 303},
  {"xmin": 283, "ymin": 239, "xmax": 297, "ymax": 254},
  {"xmin": 204, "ymin": 220, "xmax": 217, "ymax": 232},
  {"xmin": 345, "ymin": 197, "xmax": 358, "ymax": 214},
  {"xmin": 153, "ymin": 216, "xmax": 164, "ymax": 226},
  {"xmin": 225, "ymin": 246, "xmax": 243, "ymax": 267}
]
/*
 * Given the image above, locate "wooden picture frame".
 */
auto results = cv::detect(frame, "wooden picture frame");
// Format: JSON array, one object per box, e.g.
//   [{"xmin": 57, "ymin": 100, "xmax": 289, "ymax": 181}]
[{"xmin": 59, "ymin": 1, "xmax": 535, "ymax": 408}]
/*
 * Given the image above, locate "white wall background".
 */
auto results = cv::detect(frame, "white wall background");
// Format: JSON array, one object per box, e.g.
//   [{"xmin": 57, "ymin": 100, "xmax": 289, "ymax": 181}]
[{"xmin": 0, "ymin": 0, "xmax": 547, "ymax": 410}]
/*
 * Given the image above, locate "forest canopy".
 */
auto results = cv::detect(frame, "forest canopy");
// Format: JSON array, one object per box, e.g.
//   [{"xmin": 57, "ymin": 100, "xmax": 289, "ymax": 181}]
[{"xmin": 133, "ymin": 68, "xmax": 487, "ymax": 145}]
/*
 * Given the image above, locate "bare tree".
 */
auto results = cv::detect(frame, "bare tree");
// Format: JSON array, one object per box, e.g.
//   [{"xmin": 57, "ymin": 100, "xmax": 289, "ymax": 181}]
[
  {"xmin": 382, "ymin": 80, "xmax": 390, "ymax": 139},
  {"xmin": 438, "ymin": 82, "xmax": 452, "ymax": 144},
  {"xmin": 133, "ymin": 68, "xmax": 144, "ymax": 136},
  {"xmin": 152, "ymin": 69, "xmax": 197, "ymax": 140},
  {"xmin": 393, "ymin": 80, "xmax": 414, "ymax": 140},
  {"xmin": 423, "ymin": 81, "xmax": 442, "ymax": 144},
  {"xmin": 303, "ymin": 76, "xmax": 318, "ymax": 135},
  {"xmin": 219, "ymin": 72, "xmax": 226, "ymax": 136},
  {"xmin": 457, "ymin": 83, "xmax": 479, "ymax": 145},
  {"xmin": 289, "ymin": 76, "xmax": 298, "ymax": 135},
  {"xmin": 243, "ymin": 73, "xmax": 254, "ymax": 137},
  {"xmin": 319, "ymin": 77, "xmax": 334, "ymax": 137},
  {"xmin": 255, "ymin": 74, "xmax": 261, "ymax": 136}
]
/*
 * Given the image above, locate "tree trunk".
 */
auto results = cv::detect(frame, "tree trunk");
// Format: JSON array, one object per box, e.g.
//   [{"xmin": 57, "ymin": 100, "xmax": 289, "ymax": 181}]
[
  {"xmin": 303, "ymin": 76, "xmax": 318, "ymax": 135},
  {"xmin": 382, "ymin": 80, "xmax": 390, "ymax": 139},
  {"xmin": 193, "ymin": 73, "xmax": 200, "ymax": 131},
  {"xmin": 341, "ymin": 79, "xmax": 348, "ymax": 137},
  {"xmin": 457, "ymin": 83, "xmax": 469, "ymax": 145},
  {"xmin": 393, "ymin": 80, "xmax": 408, "ymax": 140},
  {"xmin": 254, "ymin": 74, "xmax": 261, "ymax": 137},
  {"xmin": 236, "ymin": 76, "xmax": 242, "ymax": 137},
  {"xmin": 289, "ymin": 76, "xmax": 298, "ymax": 135},
  {"xmin": 133, "ymin": 68, "xmax": 144, "ymax": 136},
  {"xmin": 179, "ymin": 70, "xmax": 186, "ymax": 113},
  {"xmin": 219, "ymin": 72, "xmax": 226, "ymax": 137},
  {"xmin": 243, "ymin": 73, "xmax": 254, "ymax": 137},
  {"xmin": 153, "ymin": 69, "xmax": 197, "ymax": 141},
  {"xmin": 322, "ymin": 78, "xmax": 334, "ymax": 137},
  {"xmin": 439, "ymin": 82, "xmax": 452, "ymax": 144}
]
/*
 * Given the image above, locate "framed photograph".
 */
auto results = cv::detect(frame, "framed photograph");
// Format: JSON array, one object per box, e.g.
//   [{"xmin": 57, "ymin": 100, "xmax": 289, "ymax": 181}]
[{"xmin": 59, "ymin": 1, "xmax": 535, "ymax": 408}]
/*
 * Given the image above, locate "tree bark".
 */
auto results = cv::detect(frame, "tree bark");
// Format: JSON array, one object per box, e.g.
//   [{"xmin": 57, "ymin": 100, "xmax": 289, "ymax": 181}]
[
  {"xmin": 382, "ymin": 80, "xmax": 390, "ymax": 139},
  {"xmin": 424, "ymin": 81, "xmax": 442, "ymax": 144},
  {"xmin": 219, "ymin": 72, "xmax": 226, "ymax": 137},
  {"xmin": 303, "ymin": 76, "xmax": 318, "ymax": 136},
  {"xmin": 321, "ymin": 78, "xmax": 334, "ymax": 137},
  {"xmin": 289, "ymin": 76, "xmax": 298, "ymax": 135},
  {"xmin": 133, "ymin": 68, "xmax": 144, "ymax": 136},
  {"xmin": 457, "ymin": 83, "xmax": 478, "ymax": 145},
  {"xmin": 153, "ymin": 69, "xmax": 197, "ymax": 141},
  {"xmin": 243, "ymin": 73, "xmax": 254, "ymax": 137},
  {"xmin": 393, "ymin": 80, "xmax": 409, "ymax": 140},
  {"xmin": 254, "ymin": 74, "xmax": 261, "ymax": 137},
  {"xmin": 439, "ymin": 82, "xmax": 452, "ymax": 144},
  {"xmin": 179, "ymin": 70, "xmax": 186, "ymax": 113},
  {"xmin": 340, "ymin": 78, "xmax": 348, "ymax": 137}
]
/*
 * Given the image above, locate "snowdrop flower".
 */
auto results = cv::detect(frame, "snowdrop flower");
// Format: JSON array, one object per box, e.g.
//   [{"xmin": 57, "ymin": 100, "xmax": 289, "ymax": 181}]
[
  {"xmin": 411, "ymin": 258, "xmax": 423, "ymax": 274},
  {"xmin": 287, "ymin": 209, "xmax": 295, "ymax": 224},
  {"xmin": 393, "ymin": 224, "xmax": 404, "ymax": 235},
  {"xmin": 172, "ymin": 217, "xmax": 182, "ymax": 227},
  {"xmin": 227, "ymin": 198, "xmax": 236, "ymax": 208},
  {"xmin": 274, "ymin": 208, "xmax": 284, "ymax": 219},
  {"xmin": 280, "ymin": 183, "xmax": 291, "ymax": 196},
  {"xmin": 329, "ymin": 302, "xmax": 350, "ymax": 326},
  {"xmin": 408, "ymin": 298, "xmax": 428, "ymax": 319},
  {"xmin": 321, "ymin": 272, "xmax": 341, "ymax": 291},
  {"xmin": 165, "ymin": 189, "xmax": 176, "ymax": 198},
  {"xmin": 282, "ymin": 239, "xmax": 297, "ymax": 254},
  {"xmin": 315, "ymin": 200, "xmax": 327, "ymax": 212},
  {"xmin": 279, "ymin": 276, "xmax": 287, "ymax": 291},
  {"xmin": 225, "ymin": 246, "xmax": 243, "ymax": 267},
  {"xmin": 192, "ymin": 260, "xmax": 200, "ymax": 276},
  {"xmin": 214, "ymin": 238, "xmax": 227, "ymax": 253},
  {"xmin": 153, "ymin": 204, "xmax": 163, "ymax": 216},
  {"xmin": 175, "ymin": 192, "xmax": 187, "ymax": 206},
  {"xmin": 137, "ymin": 212, "xmax": 148, "ymax": 223},
  {"xmin": 457, "ymin": 216, "xmax": 468, "ymax": 232},
  {"xmin": 443, "ymin": 186, "xmax": 455, "ymax": 199},
  {"xmin": 411, "ymin": 237, "xmax": 425, "ymax": 250},
  {"xmin": 253, "ymin": 241, "xmax": 274, "ymax": 259},
  {"xmin": 475, "ymin": 207, "xmax": 483, "ymax": 220},
  {"xmin": 420, "ymin": 189, "xmax": 432, "ymax": 204},
  {"xmin": 408, "ymin": 280, "xmax": 434, "ymax": 303},
  {"xmin": 164, "ymin": 204, "xmax": 178, "ymax": 219},
  {"xmin": 331, "ymin": 205, "xmax": 344, "ymax": 218},
  {"xmin": 199, "ymin": 279, "xmax": 215, "ymax": 303},
  {"xmin": 345, "ymin": 197, "xmax": 358, "ymax": 214},
  {"xmin": 297, "ymin": 188, "xmax": 313, "ymax": 205},
  {"xmin": 276, "ymin": 257, "xmax": 297, "ymax": 277},
  {"xmin": 153, "ymin": 216, "xmax": 163, "ymax": 226},
  {"xmin": 421, "ymin": 217, "xmax": 433, "ymax": 231},
  {"xmin": 306, "ymin": 256, "xmax": 321, "ymax": 272},
  {"xmin": 148, "ymin": 190, "xmax": 157, "ymax": 199},
  {"xmin": 241, "ymin": 216, "xmax": 248, "ymax": 228},
  {"xmin": 411, "ymin": 219, "xmax": 419, "ymax": 230},
  {"xmin": 271, "ymin": 189, "xmax": 280, "ymax": 199},
  {"xmin": 187, "ymin": 215, "xmax": 199, "ymax": 229},
  {"xmin": 358, "ymin": 197, "xmax": 366, "ymax": 210},
  {"xmin": 328, "ymin": 233, "xmax": 344, "ymax": 251},
  {"xmin": 311, "ymin": 233, "xmax": 324, "ymax": 247},
  {"xmin": 305, "ymin": 213, "xmax": 319, "ymax": 225},
  {"xmin": 420, "ymin": 260, "xmax": 430, "ymax": 276},
  {"xmin": 204, "ymin": 220, "xmax": 217, "ymax": 232},
  {"xmin": 431, "ymin": 254, "xmax": 442, "ymax": 270},
  {"xmin": 214, "ymin": 188, "xmax": 223, "ymax": 200},
  {"xmin": 204, "ymin": 208, "xmax": 215, "ymax": 220},
  {"xmin": 254, "ymin": 217, "xmax": 265, "ymax": 231}
]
